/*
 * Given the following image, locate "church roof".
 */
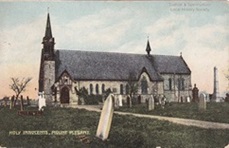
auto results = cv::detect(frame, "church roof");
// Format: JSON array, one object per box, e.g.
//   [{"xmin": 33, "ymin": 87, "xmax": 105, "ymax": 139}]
[
  {"xmin": 55, "ymin": 50, "xmax": 191, "ymax": 82},
  {"xmin": 55, "ymin": 50, "xmax": 165, "ymax": 81},
  {"xmin": 151, "ymin": 55, "xmax": 191, "ymax": 74}
]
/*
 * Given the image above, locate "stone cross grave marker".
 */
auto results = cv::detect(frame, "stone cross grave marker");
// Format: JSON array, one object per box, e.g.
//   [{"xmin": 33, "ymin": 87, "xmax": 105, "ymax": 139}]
[
  {"xmin": 148, "ymin": 95, "xmax": 154, "ymax": 111},
  {"xmin": 38, "ymin": 92, "xmax": 46, "ymax": 111},
  {"xmin": 199, "ymin": 93, "xmax": 206, "ymax": 110},
  {"xmin": 96, "ymin": 94, "xmax": 114, "ymax": 141}
]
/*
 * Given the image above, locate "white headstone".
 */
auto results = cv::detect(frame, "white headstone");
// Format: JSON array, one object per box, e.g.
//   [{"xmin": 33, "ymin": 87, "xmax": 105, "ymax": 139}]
[
  {"xmin": 199, "ymin": 93, "xmax": 206, "ymax": 110},
  {"xmin": 187, "ymin": 96, "xmax": 191, "ymax": 103},
  {"xmin": 118, "ymin": 95, "xmax": 123, "ymax": 107},
  {"xmin": 148, "ymin": 95, "xmax": 154, "ymax": 111},
  {"xmin": 96, "ymin": 94, "xmax": 114, "ymax": 140},
  {"xmin": 38, "ymin": 92, "xmax": 46, "ymax": 111}
]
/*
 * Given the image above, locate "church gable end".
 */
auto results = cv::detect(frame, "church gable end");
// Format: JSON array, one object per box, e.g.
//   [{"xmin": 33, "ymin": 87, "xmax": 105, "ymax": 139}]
[{"xmin": 57, "ymin": 70, "xmax": 74, "ymax": 88}]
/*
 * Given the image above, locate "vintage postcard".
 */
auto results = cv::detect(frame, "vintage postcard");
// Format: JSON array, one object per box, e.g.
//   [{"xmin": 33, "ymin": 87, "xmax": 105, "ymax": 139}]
[{"xmin": 0, "ymin": 1, "xmax": 228, "ymax": 147}]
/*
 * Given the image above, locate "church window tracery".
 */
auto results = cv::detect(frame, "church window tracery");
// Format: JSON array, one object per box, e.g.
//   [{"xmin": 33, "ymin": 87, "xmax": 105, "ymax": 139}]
[{"xmin": 141, "ymin": 76, "xmax": 148, "ymax": 94}]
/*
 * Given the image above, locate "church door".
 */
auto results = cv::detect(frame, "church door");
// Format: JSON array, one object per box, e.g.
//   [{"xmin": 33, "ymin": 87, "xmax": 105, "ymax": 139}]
[{"xmin": 60, "ymin": 87, "xmax": 70, "ymax": 103}]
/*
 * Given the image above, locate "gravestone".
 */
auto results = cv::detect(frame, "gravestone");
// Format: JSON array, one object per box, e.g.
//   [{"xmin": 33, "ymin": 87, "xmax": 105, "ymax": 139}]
[
  {"xmin": 118, "ymin": 95, "xmax": 123, "ymax": 107},
  {"xmin": 20, "ymin": 95, "xmax": 24, "ymax": 111},
  {"xmin": 127, "ymin": 95, "xmax": 132, "ymax": 108},
  {"xmin": 187, "ymin": 96, "xmax": 191, "ymax": 103},
  {"xmin": 161, "ymin": 96, "xmax": 166, "ymax": 109},
  {"xmin": 114, "ymin": 95, "xmax": 119, "ymax": 109},
  {"xmin": 96, "ymin": 94, "xmax": 114, "ymax": 141},
  {"xmin": 27, "ymin": 96, "xmax": 30, "ymax": 105},
  {"xmin": 11, "ymin": 96, "xmax": 15, "ymax": 107},
  {"xmin": 148, "ymin": 95, "xmax": 154, "ymax": 111},
  {"xmin": 199, "ymin": 93, "xmax": 206, "ymax": 110},
  {"xmin": 138, "ymin": 95, "xmax": 141, "ymax": 104},
  {"xmin": 10, "ymin": 96, "xmax": 15, "ymax": 109},
  {"xmin": 180, "ymin": 96, "xmax": 183, "ymax": 103},
  {"xmin": 38, "ymin": 92, "xmax": 46, "ymax": 111},
  {"xmin": 192, "ymin": 84, "xmax": 199, "ymax": 102}
]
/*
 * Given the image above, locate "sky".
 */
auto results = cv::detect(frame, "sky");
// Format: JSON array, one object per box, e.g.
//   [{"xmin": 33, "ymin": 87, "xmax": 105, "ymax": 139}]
[{"xmin": 0, "ymin": 1, "xmax": 228, "ymax": 99}]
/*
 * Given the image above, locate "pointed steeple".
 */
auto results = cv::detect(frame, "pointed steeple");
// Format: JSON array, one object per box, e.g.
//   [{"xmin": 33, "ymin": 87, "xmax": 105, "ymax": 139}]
[
  {"xmin": 42, "ymin": 12, "xmax": 55, "ymax": 60},
  {"xmin": 44, "ymin": 13, "xmax": 52, "ymax": 39},
  {"xmin": 146, "ymin": 37, "xmax": 151, "ymax": 55}
]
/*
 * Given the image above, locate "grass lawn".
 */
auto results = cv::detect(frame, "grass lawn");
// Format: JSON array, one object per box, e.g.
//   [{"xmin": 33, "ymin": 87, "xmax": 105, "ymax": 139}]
[
  {"xmin": 117, "ymin": 102, "xmax": 229, "ymax": 123},
  {"xmin": 0, "ymin": 106, "xmax": 228, "ymax": 148}
]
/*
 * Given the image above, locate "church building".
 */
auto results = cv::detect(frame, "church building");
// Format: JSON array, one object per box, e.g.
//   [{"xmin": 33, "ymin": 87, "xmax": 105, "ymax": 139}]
[{"xmin": 39, "ymin": 13, "xmax": 192, "ymax": 105}]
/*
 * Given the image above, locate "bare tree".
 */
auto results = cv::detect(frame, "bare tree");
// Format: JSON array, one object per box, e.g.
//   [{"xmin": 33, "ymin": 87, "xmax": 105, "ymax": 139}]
[{"xmin": 9, "ymin": 77, "xmax": 32, "ymax": 106}]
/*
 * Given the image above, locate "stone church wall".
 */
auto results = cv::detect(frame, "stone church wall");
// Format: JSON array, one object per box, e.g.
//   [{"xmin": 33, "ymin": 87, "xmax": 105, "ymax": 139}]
[
  {"xmin": 43, "ymin": 61, "xmax": 55, "ymax": 104},
  {"xmin": 161, "ymin": 74, "xmax": 192, "ymax": 102}
]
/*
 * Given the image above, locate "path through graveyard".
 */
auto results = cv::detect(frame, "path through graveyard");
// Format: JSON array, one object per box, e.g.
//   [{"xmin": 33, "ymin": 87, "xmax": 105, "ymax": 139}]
[{"xmin": 74, "ymin": 105, "xmax": 229, "ymax": 129}]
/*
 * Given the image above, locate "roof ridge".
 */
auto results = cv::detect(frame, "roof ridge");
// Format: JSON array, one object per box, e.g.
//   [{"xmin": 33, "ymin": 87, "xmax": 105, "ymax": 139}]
[
  {"xmin": 152, "ymin": 54, "xmax": 180, "ymax": 57},
  {"xmin": 56, "ymin": 49, "xmax": 182, "ymax": 57},
  {"xmin": 56, "ymin": 49, "xmax": 147, "ymax": 56}
]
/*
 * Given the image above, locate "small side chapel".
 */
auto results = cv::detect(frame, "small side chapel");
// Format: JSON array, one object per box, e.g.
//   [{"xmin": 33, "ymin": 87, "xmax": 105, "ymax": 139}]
[{"xmin": 39, "ymin": 13, "xmax": 192, "ymax": 106}]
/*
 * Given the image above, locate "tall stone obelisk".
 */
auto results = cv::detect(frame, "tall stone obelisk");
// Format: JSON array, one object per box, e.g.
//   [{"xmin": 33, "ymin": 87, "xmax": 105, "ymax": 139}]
[{"xmin": 213, "ymin": 67, "xmax": 220, "ymax": 102}]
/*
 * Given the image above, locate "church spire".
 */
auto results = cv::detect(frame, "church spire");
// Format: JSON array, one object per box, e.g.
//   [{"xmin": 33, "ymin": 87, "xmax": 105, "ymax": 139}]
[
  {"xmin": 42, "ymin": 11, "xmax": 55, "ymax": 60},
  {"xmin": 44, "ymin": 13, "xmax": 52, "ymax": 39},
  {"xmin": 146, "ymin": 37, "xmax": 151, "ymax": 55}
]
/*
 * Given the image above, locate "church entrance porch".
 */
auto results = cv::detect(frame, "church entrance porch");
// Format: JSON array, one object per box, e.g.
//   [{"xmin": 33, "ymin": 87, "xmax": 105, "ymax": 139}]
[{"xmin": 60, "ymin": 87, "xmax": 70, "ymax": 104}]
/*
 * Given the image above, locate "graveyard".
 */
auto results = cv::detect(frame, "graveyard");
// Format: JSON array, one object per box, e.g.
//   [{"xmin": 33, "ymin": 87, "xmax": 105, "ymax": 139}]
[
  {"xmin": 117, "ymin": 102, "xmax": 229, "ymax": 123},
  {"xmin": 0, "ymin": 103, "xmax": 229, "ymax": 147}
]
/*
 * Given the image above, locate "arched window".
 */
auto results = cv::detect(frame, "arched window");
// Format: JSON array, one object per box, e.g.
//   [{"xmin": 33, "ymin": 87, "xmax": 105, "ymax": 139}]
[
  {"xmin": 90, "ymin": 84, "xmax": 93, "ymax": 94},
  {"xmin": 126, "ymin": 84, "xmax": 129, "ymax": 94},
  {"xmin": 169, "ymin": 78, "xmax": 172, "ymax": 90},
  {"xmin": 178, "ymin": 78, "xmax": 185, "ymax": 90},
  {"xmin": 141, "ymin": 76, "xmax": 148, "ymax": 94},
  {"xmin": 181, "ymin": 78, "xmax": 185, "ymax": 90},
  {"xmin": 120, "ymin": 84, "xmax": 123, "ymax": 95},
  {"xmin": 96, "ymin": 84, "xmax": 99, "ymax": 94},
  {"xmin": 102, "ymin": 84, "xmax": 105, "ymax": 94}
]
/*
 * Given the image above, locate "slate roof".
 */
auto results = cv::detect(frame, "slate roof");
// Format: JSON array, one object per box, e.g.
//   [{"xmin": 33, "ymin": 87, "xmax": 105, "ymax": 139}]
[
  {"xmin": 55, "ymin": 50, "xmax": 191, "ymax": 81},
  {"xmin": 151, "ymin": 55, "xmax": 191, "ymax": 74}
]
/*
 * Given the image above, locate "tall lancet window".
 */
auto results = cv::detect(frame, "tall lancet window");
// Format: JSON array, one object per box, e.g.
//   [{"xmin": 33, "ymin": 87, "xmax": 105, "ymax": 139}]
[
  {"xmin": 126, "ymin": 84, "xmax": 129, "ymax": 94},
  {"xmin": 90, "ymin": 84, "xmax": 93, "ymax": 94},
  {"xmin": 178, "ymin": 78, "xmax": 185, "ymax": 90},
  {"xmin": 96, "ymin": 84, "xmax": 99, "ymax": 94},
  {"xmin": 169, "ymin": 78, "xmax": 172, "ymax": 90},
  {"xmin": 141, "ymin": 76, "xmax": 148, "ymax": 94},
  {"xmin": 120, "ymin": 84, "xmax": 124, "ymax": 95},
  {"xmin": 102, "ymin": 84, "xmax": 105, "ymax": 94}
]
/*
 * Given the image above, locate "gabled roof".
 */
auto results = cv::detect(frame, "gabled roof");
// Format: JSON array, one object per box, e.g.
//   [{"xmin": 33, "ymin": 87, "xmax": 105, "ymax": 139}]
[
  {"xmin": 55, "ymin": 50, "xmax": 191, "ymax": 81},
  {"xmin": 151, "ymin": 55, "xmax": 191, "ymax": 74},
  {"xmin": 55, "ymin": 50, "xmax": 163, "ymax": 81}
]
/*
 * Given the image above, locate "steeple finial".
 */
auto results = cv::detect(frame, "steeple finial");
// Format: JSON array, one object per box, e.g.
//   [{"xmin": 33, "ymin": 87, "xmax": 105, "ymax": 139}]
[{"xmin": 146, "ymin": 37, "xmax": 151, "ymax": 55}]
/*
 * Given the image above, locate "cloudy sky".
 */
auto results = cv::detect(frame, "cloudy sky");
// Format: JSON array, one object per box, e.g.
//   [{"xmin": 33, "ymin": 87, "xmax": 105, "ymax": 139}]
[{"xmin": 0, "ymin": 1, "xmax": 228, "ymax": 99}]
